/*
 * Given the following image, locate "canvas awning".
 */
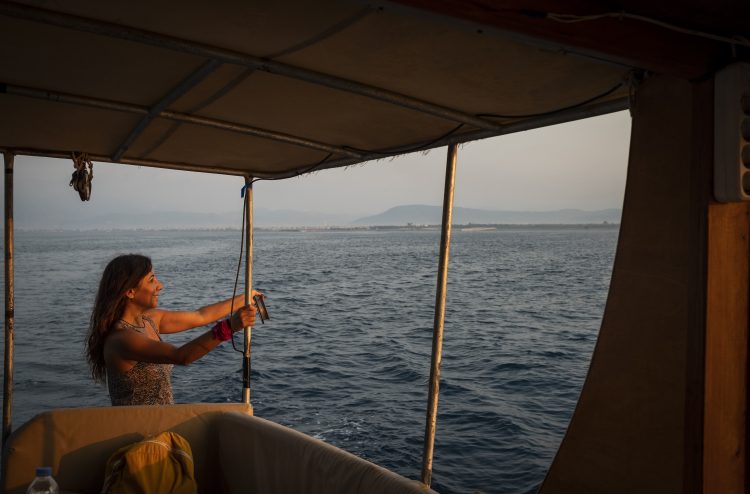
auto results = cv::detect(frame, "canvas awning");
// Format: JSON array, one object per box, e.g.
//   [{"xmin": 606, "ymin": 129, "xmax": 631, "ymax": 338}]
[{"xmin": 0, "ymin": 0, "xmax": 638, "ymax": 177}]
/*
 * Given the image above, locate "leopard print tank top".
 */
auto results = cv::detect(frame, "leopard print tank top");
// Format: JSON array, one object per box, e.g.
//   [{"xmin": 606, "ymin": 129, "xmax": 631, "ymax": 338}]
[{"xmin": 107, "ymin": 315, "xmax": 174, "ymax": 406}]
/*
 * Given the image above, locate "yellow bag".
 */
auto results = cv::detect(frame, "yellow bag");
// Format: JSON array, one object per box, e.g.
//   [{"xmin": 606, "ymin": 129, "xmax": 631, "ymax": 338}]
[{"xmin": 101, "ymin": 431, "xmax": 197, "ymax": 494}]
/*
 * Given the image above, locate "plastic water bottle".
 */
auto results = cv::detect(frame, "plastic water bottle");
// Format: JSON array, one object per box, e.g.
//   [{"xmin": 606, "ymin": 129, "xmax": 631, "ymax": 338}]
[{"xmin": 26, "ymin": 467, "xmax": 59, "ymax": 494}]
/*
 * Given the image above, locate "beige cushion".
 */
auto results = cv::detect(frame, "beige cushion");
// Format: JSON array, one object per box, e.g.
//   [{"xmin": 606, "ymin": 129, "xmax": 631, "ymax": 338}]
[
  {"xmin": 3, "ymin": 404, "xmax": 434, "ymax": 494},
  {"xmin": 2, "ymin": 403, "xmax": 252, "ymax": 494},
  {"xmin": 218, "ymin": 412, "xmax": 436, "ymax": 494}
]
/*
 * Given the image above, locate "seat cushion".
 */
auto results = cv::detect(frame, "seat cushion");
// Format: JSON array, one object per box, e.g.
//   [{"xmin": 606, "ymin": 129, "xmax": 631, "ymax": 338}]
[
  {"xmin": 217, "ymin": 412, "xmax": 436, "ymax": 494},
  {"xmin": 2, "ymin": 403, "xmax": 252, "ymax": 494}
]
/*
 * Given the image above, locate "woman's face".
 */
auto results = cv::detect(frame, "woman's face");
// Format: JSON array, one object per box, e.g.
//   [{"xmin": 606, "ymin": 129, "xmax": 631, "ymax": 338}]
[{"xmin": 129, "ymin": 270, "xmax": 163, "ymax": 309}]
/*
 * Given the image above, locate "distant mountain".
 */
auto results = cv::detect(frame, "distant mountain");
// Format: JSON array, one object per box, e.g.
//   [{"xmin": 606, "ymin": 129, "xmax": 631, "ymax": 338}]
[{"xmin": 352, "ymin": 205, "xmax": 621, "ymax": 226}]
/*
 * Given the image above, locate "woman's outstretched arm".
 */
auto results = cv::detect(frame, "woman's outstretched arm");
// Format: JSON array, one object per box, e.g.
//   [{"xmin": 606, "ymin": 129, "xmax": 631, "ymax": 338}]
[
  {"xmin": 148, "ymin": 291, "xmax": 263, "ymax": 334},
  {"xmin": 109, "ymin": 305, "xmax": 256, "ymax": 366}
]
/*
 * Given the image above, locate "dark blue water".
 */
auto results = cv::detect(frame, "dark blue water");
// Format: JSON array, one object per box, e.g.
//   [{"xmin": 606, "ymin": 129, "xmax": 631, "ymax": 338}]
[{"xmin": 2, "ymin": 227, "xmax": 617, "ymax": 493}]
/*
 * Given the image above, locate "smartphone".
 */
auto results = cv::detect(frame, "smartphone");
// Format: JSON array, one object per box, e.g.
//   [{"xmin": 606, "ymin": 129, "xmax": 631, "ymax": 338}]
[{"xmin": 253, "ymin": 294, "xmax": 269, "ymax": 323}]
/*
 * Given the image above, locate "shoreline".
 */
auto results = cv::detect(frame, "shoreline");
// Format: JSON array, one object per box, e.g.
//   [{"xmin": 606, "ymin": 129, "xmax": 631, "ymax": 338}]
[{"xmin": 14, "ymin": 223, "xmax": 620, "ymax": 233}]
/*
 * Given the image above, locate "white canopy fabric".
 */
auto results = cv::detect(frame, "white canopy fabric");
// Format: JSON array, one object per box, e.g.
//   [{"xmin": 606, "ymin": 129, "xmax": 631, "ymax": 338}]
[{"xmin": 0, "ymin": 0, "xmax": 631, "ymax": 177}]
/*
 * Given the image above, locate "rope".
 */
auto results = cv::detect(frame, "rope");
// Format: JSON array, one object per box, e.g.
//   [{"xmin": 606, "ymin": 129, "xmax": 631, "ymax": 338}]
[
  {"xmin": 70, "ymin": 152, "xmax": 94, "ymax": 201},
  {"xmin": 227, "ymin": 189, "xmax": 248, "ymax": 354}
]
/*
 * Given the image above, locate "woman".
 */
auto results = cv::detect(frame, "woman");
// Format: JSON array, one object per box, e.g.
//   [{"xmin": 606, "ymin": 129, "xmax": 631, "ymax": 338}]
[{"xmin": 85, "ymin": 254, "xmax": 259, "ymax": 406}]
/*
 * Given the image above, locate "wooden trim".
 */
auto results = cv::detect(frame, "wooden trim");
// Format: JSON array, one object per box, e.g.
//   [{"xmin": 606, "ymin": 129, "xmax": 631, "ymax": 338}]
[{"xmin": 704, "ymin": 202, "xmax": 750, "ymax": 494}]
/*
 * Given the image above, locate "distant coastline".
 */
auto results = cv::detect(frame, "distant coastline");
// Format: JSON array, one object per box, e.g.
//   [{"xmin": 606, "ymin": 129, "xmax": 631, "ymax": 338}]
[
  {"xmin": 353, "ymin": 205, "xmax": 621, "ymax": 227},
  {"xmin": 14, "ymin": 204, "xmax": 622, "ymax": 231},
  {"xmin": 256, "ymin": 222, "xmax": 620, "ymax": 233},
  {"xmin": 15, "ymin": 223, "xmax": 620, "ymax": 233}
]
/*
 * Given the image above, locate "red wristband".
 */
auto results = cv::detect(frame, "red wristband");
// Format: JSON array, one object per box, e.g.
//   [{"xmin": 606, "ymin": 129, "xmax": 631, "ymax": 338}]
[{"xmin": 212, "ymin": 319, "xmax": 232, "ymax": 341}]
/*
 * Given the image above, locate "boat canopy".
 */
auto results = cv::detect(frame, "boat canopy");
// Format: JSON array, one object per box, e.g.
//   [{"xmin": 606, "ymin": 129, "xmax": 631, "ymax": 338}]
[{"xmin": 0, "ymin": 0, "xmax": 644, "ymax": 177}]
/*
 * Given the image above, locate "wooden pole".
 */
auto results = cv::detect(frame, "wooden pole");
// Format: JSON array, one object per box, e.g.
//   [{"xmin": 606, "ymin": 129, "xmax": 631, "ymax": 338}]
[
  {"xmin": 421, "ymin": 143, "xmax": 457, "ymax": 487},
  {"xmin": 2, "ymin": 152, "xmax": 14, "ymax": 447}
]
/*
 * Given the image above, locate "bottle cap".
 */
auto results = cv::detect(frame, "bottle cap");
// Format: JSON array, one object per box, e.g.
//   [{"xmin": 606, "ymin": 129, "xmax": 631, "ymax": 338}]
[{"xmin": 35, "ymin": 467, "xmax": 52, "ymax": 477}]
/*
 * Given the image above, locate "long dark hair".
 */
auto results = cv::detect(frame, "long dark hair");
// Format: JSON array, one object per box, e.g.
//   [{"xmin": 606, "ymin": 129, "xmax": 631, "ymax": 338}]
[{"xmin": 86, "ymin": 254, "xmax": 152, "ymax": 382}]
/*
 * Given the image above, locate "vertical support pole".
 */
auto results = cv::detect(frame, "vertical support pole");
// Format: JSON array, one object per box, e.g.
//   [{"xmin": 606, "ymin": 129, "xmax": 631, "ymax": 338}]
[
  {"xmin": 2, "ymin": 153, "xmax": 14, "ymax": 447},
  {"xmin": 242, "ymin": 176, "xmax": 253, "ymax": 404},
  {"xmin": 421, "ymin": 143, "xmax": 458, "ymax": 487}
]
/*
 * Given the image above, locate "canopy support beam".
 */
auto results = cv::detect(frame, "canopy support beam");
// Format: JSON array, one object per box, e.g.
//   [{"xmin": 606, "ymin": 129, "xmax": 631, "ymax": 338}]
[
  {"xmin": 242, "ymin": 176, "xmax": 253, "ymax": 405},
  {"xmin": 112, "ymin": 59, "xmax": 222, "ymax": 161},
  {"xmin": 0, "ymin": 96, "xmax": 628, "ymax": 180},
  {"xmin": 421, "ymin": 143, "xmax": 457, "ymax": 487},
  {"xmin": 1, "ymin": 83, "xmax": 362, "ymax": 160},
  {"xmin": 0, "ymin": 1, "xmax": 503, "ymax": 132},
  {"xmin": 2, "ymin": 152, "xmax": 14, "ymax": 448}
]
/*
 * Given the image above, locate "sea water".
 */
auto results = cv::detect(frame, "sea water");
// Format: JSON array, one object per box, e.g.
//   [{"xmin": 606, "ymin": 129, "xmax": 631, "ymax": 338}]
[{"xmin": 2, "ymin": 227, "xmax": 617, "ymax": 494}]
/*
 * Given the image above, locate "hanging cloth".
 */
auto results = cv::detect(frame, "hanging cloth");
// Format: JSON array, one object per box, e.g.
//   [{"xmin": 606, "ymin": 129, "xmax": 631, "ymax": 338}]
[{"xmin": 70, "ymin": 152, "xmax": 94, "ymax": 201}]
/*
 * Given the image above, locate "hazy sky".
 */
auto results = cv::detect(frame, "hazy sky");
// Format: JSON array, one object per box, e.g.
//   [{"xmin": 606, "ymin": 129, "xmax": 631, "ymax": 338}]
[{"xmin": 9, "ymin": 110, "xmax": 630, "ymax": 222}]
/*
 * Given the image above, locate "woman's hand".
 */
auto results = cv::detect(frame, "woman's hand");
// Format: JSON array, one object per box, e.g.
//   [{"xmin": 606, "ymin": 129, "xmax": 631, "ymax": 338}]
[{"xmin": 230, "ymin": 304, "xmax": 257, "ymax": 331}]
